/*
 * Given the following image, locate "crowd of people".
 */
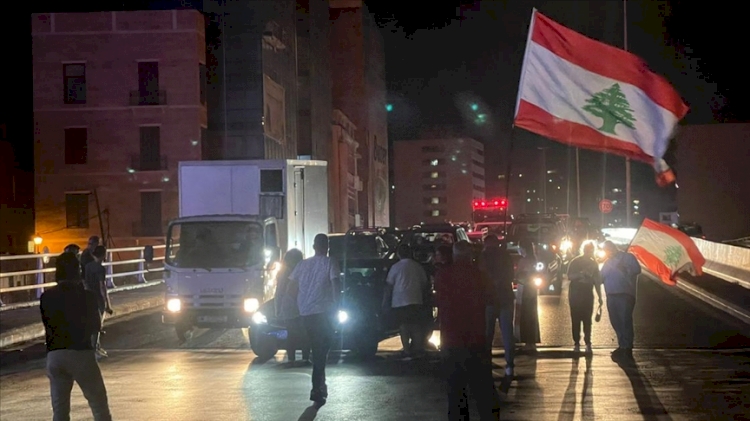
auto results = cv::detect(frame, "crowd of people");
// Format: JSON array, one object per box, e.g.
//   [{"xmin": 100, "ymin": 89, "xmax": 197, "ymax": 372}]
[{"xmin": 39, "ymin": 231, "xmax": 641, "ymax": 420}]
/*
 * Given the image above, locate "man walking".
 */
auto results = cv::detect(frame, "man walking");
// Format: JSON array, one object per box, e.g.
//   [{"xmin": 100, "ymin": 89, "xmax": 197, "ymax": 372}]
[
  {"xmin": 479, "ymin": 235, "xmax": 516, "ymax": 377},
  {"xmin": 289, "ymin": 234, "xmax": 341, "ymax": 406},
  {"xmin": 566, "ymin": 242, "xmax": 603, "ymax": 354},
  {"xmin": 386, "ymin": 244, "xmax": 429, "ymax": 360},
  {"xmin": 600, "ymin": 241, "xmax": 641, "ymax": 360},
  {"xmin": 41, "ymin": 251, "xmax": 112, "ymax": 421},
  {"xmin": 83, "ymin": 245, "xmax": 113, "ymax": 359},
  {"xmin": 435, "ymin": 241, "xmax": 500, "ymax": 420}
]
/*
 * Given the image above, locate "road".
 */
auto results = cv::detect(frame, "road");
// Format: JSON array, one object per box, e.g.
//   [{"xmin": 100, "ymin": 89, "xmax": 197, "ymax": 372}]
[{"xmin": 1, "ymin": 276, "xmax": 749, "ymax": 420}]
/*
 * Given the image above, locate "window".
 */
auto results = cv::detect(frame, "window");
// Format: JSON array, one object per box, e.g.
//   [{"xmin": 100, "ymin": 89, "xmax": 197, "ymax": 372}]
[
  {"xmin": 65, "ymin": 193, "xmax": 89, "ymax": 228},
  {"xmin": 424, "ymin": 209, "xmax": 444, "ymax": 217},
  {"xmin": 260, "ymin": 169, "xmax": 283, "ymax": 193},
  {"xmin": 64, "ymin": 128, "xmax": 87, "ymax": 164},
  {"xmin": 199, "ymin": 63, "xmax": 207, "ymax": 104},
  {"xmin": 140, "ymin": 191, "xmax": 162, "ymax": 236},
  {"xmin": 472, "ymin": 171, "xmax": 485, "ymax": 181},
  {"xmin": 430, "ymin": 172, "xmax": 439, "ymax": 179},
  {"xmin": 422, "ymin": 159, "xmax": 442, "ymax": 166},
  {"xmin": 423, "ymin": 184, "xmax": 446, "ymax": 191},
  {"xmin": 431, "ymin": 197, "xmax": 440, "ymax": 205},
  {"xmin": 421, "ymin": 146, "xmax": 444, "ymax": 153},
  {"xmin": 63, "ymin": 63, "xmax": 86, "ymax": 104},
  {"xmin": 472, "ymin": 159, "xmax": 483, "ymax": 167},
  {"xmin": 139, "ymin": 126, "xmax": 161, "ymax": 171},
  {"xmin": 431, "ymin": 210, "xmax": 440, "ymax": 217},
  {"xmin": 137, "ymin": 62, "xmax": 161, "ymax": 105}
]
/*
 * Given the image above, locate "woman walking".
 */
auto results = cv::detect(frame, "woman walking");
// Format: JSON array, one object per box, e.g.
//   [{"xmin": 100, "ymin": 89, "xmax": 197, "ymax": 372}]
[{"xmin": 274, "ymin": 249, "xmax": 310, "ymax": 365}]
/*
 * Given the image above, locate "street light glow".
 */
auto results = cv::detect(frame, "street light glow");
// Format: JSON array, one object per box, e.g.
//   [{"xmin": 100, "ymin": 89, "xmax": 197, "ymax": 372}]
[
  {"xmin": 471, "ymin": 103, "xmax": 478, "ymax": 111},
  {"xmin": 385, "ymin": 103, "xmax": 393, "ymax": 112}
]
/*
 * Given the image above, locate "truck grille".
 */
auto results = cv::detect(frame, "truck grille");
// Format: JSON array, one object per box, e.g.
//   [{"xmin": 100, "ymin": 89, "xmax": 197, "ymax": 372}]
[{"xmin": 180, "ymin": 294, "xmax": 243, "ymax": 308}]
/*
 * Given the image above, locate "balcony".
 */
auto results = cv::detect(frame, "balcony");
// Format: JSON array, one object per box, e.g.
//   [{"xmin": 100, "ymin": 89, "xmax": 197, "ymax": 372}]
[
  {"xmin": 132, "ymin": 221, "xmax": 163, "ymax": 237},
  {"xmin": 130, "ymin": 155, "xmax": 168, "ymax": 172},
  {"xmin": 129, "ymin": 90, "xmax": 167, "ymax": 106}
]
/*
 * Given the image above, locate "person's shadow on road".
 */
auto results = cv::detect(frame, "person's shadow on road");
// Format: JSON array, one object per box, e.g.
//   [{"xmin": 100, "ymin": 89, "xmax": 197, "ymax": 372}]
[
  {"xmin": 612, "ymin": 354, "xmax": 672, "ymax": 421},
  {"xmin": 297, "ymin": 404, "xmax": 319, "ymax": 421},
  {"xmin": 557, "ymin": 355, "xmax": 594, "ymax": 421}
]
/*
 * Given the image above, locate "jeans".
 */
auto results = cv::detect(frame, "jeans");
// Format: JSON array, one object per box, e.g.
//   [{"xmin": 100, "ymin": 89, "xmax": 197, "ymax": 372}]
[
  {"xmin": 91, "ymin": 309, "xmax": 104, "ymax": 351},
  {"xmin": 442, "ymin": 346, "xmax": 500, "ymax": 421},
  {"xmin": 569, "ymin": 283, "xmax": 594, "ymax": 346},
  {"xmin": 485, "ymin": 304, "xmax": 515, "ymax": 368},
  {"xmin": 285, "ymin": 317, "xmax": 311, "ymax": 362},
  {"xmin": 607, "ymin": 294, "xmax": 635, "ymax": 349},
  {"xmin": 47, "ymin": 349, "xmax": 112, "ymax": 421},
  {"xmin": 394, "ymin": 304, "xmax": 425, "ymax": 355},
  {"xmin": 302, "ymin": 312, "xmax": 334, "ymax": 399}
]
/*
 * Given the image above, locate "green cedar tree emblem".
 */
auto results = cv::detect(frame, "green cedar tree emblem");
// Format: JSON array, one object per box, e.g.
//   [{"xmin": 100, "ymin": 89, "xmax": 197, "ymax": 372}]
[
  {"xmin": 582, "ymin": 83, "xmax": 637, "ymax": 135},
  {"xmin": 663, "ymin": 245, "xmax": 683, "ymax": 268}
]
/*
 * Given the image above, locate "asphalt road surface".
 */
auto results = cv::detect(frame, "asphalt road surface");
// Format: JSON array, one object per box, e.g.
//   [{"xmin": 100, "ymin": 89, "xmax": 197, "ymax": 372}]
[{"xmin": 1, "ymin": 276, "xmax": 749, "ymax": 420}]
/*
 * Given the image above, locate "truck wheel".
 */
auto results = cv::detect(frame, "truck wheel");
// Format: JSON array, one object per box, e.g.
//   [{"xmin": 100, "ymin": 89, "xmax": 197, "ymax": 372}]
[
  {"xmin": 175, "ymin": 323, "xmax": 192, "ymax": 343},
  {"xmin": 250, "ymin": 329, "xmax": 278, "ymax": 360}
]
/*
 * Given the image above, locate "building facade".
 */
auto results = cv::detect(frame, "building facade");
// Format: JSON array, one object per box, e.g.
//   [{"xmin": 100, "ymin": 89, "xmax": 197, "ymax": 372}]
[
  {"xmin": 0, "ymin": 138, "xmax": 34, "ymax": 255},
  {"xmin": 330, "ymin": 109, "xmax": 361, "ymax": 232},
  {"xmin": 330, "ymin": 0, "xmax": 388, "ymax": 228},
  {"xmin": 393, "ymin": 138, "xmax": 485, "ymax": 227},
  {"xmin": 32, "ymin": 10, "xmax": 207, "ymax": 252}
]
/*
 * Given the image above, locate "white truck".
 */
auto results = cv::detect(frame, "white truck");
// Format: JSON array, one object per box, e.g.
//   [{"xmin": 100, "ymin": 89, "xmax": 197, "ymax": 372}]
[{"xmin": 146, "ymin": 160, "xmax": 329, "ymax": 345}]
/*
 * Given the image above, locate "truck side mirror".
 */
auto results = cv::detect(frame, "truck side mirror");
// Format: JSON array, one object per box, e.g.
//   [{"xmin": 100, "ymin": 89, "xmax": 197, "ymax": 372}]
[{"xmin": 144, "ymin": 245, "xmax": 154, "ymax": 263}]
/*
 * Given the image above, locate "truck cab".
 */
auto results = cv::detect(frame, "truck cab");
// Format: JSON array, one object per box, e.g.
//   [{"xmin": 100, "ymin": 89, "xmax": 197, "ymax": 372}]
[{"xmin": 157, "ymin": 215, "xmax": 281, "ymax": 341}]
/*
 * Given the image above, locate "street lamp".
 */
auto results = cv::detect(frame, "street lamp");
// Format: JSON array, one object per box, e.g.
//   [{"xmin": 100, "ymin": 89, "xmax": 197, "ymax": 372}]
[{"xmin": 33, "ymin": 235, "xmax": 43, "ymax": 254}]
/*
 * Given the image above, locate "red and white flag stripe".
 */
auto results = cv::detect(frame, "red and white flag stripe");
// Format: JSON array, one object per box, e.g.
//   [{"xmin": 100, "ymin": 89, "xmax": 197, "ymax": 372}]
[{"xmin": 514, "ymin": 10, "xmax": 689, "ymax": 183}]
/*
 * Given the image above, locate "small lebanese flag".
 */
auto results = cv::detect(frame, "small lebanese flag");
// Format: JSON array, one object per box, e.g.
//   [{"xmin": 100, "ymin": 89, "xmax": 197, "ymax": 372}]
[
  {"xmin": 628, "ymin": 218, "xmax": 705, "ymax": 286},
  {"xmin": 514, "ymin": 10, "xmax": 689, "ymax": 187}
]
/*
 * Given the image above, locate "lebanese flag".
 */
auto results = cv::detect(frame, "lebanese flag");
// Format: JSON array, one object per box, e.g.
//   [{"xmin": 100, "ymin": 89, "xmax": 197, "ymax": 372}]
[
  {"xmin": 628, "ymin": 218, "xmax": 705, "ymax": 286},
  {"xmin": 514, "ymin": 10, "xmax": 689, "ymax": 187}
]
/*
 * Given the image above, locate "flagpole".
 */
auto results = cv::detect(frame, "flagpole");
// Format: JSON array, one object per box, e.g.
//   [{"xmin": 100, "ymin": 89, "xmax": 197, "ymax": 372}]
[
  {"xmin": 624, "ymin": 0, "xmax": 632, "ymax": 228},
  {"xmin": 576, "ymin": 148, "xmax": 581, "ymax": 217}
]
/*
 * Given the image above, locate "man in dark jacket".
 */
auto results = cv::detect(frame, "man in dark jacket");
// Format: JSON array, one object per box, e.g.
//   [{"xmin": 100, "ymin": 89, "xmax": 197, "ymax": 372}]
[
  {"xmin": 41, "ymin": 251, "xmax": 112, "ymax": 421},
  {"xmin": 80, "ymin": 236, "xmax": 100, "ymax": 279},
  {"xmin": 436, "ymin": 241, "xmax": 500, "ymax": 420},
  {"xmin": 479, "ymin": 235, "xmax": 516, "ymax": 377}
]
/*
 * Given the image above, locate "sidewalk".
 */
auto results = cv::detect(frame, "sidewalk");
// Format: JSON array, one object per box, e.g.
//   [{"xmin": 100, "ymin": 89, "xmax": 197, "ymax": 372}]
[{"xmin": 0, "ymin": 284, "xmax": 165, "ymax": 349}]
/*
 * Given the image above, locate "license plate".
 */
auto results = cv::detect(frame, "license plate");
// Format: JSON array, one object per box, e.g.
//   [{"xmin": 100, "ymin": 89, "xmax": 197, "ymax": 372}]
[{"xmin": 198, "ymin": 315, "xmax": 228, "ymax": 323}]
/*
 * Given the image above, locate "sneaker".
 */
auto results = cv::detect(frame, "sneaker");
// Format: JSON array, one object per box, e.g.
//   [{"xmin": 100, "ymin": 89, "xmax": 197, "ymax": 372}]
[
  {"xmin": 585, "ymin": 344, "xmax": 592, "ymax": 355},
  {"xmin": 505, "ymin": 367, "xmax": 514, "ymax": 378},
  {"xmin": 96, "ymin": 349, "xmax": 108, "ymax": 358},
  {"xmin": 573, "ymin": 344, "xmax": 580, "ymax": 353}
]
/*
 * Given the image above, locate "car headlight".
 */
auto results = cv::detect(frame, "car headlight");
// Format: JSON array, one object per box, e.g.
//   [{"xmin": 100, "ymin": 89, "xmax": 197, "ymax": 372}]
[
  {"xmin": 166, "ymin": 298, "xmax": 181, "ymax": 312},
  {"xmin": 337, "ymin": 310, "xmax": 349, "ymax": 324},
  {"xmin": 244, "ymin": 298, "xmax": 260, "ymax": 313},
  {"xmin": 533, "ymin": 276, "xmax": 543, "ymax": 287},
  {"xmin": 535, "ymin": 262, "xmax": 545, "ymax": 272},
  {"xmin": 252, "ymin": 311, "xmax": 267, "ymax": 325},
  {"xmin": 560, "ymin": 239, "xmax": 573, "ymax": 252}
]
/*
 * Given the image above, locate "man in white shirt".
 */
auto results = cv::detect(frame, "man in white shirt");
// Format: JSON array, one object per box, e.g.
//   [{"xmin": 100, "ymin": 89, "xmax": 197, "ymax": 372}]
[
  {"xmin": 386, "ymin": 244, "xmax": 429, "ymax": 359},
  {"xmin": 289, "ymin": 234, "xmax": 341, "ymax": 406}
]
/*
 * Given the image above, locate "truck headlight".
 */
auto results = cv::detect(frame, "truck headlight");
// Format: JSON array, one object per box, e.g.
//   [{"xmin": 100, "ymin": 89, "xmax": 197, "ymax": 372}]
[
  {"xmin": 533, "ymin": 276, "xmax": 543, "ymax": 287},
  {"xmin": 535, "ymin": 262, "xmax": 545, "ymax": 272},
  {"xmin": 337, "ymin": 310, "xmax": 349, "ymax": 324},
  {"xmin": 244, "ymin": 298, "xmax": 260, "ymax": 313},
  {"xmin": 166, "ymin": 298, "xmax": 181, "ymax": 312},
  {"xmin": 560, "ymin": 240, "xmax": 573, "ymax": 252},
  {"xmin": 252, "ymin": 311, "xmax": 267, "ymax": 325}
]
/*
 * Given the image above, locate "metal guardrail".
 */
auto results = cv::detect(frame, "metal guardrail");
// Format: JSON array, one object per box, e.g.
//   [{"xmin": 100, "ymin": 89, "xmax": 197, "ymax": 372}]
[{"xmin": 0, "ymin": 245, "xmax": 166, "ymax": 310}]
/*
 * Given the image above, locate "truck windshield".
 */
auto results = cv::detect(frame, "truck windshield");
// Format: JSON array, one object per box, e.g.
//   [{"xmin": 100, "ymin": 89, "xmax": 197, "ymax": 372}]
[{"xmin": 166, "ymin": 221, "xmax": 265, "ymax": 269}]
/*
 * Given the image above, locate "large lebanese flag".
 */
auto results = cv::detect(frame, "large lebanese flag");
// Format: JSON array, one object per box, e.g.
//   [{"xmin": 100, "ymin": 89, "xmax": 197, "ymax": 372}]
[
  {"xmin": 628, "ymin": 218, "xmax": 705, "ymax": 286},
  {"xmin": 514, "ymin": 10, "xmax": 689, "ymax": 186}
]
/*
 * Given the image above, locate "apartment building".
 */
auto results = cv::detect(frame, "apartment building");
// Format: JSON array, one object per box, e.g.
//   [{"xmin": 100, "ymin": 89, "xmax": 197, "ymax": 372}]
[
  {"xmin": 393, "ymin": 138, "xmax": 485, "ymax": 227},
  {"xmin": 32, "ymin": 10, "xmax": 207, "ymax": 252}
]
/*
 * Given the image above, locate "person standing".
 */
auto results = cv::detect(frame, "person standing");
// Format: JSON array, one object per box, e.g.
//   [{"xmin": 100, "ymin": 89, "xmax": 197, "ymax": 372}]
[
  {"xmin": 83, "ymin": 246, "xmax": 113, "ymax": 359},
  {"xmin": 600, "ymin": 241, "xmax": 641, "ymax": 360},
  {"xmin": 566, "ymin": 242, "xmax": 603, "ymax": 354},
  {"xmin": 516, "ymin": 239, "xmax": 541, "ymax": 351},
  {"xmin": 274, "ymin": 248, "xmax": 311, "ymax": 365},
  {"xmin": 385, "ymin": 244, "xmax": 429, "ymax": 360},
  {"xmin": 80, "ymin": 236, "xmax": 100, "ymax": 279},
  {"xmin": 479, "ymin": 235, "xmax": 516, "ymax": 377},
  {"xmin": 289, "ymin": 234, "xmax": 341, "ymax": 406},
  {"xmin": 435, "ymin": 241, "xmax": 499, "ymax": 421},
  {"xmin": 41, "ymin": 251, "xmax": 112, "ymax": 421}
]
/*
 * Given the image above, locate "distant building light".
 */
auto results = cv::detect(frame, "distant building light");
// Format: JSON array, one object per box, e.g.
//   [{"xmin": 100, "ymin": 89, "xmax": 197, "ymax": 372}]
[
  {"xmin": 633, "ymin": 199, "xmax": 640, "ymax": 204},
  {"xmin": 557, "ymin": 186, "xmax": 561, "ymax": 190},
  {"xmin": 519, "ymin": 173, "xmax": 523, "ymax": 177},
  {"xmin": 431, "ymin": 197, "xmax": 439, "ymax": 204},
  {"xmin": 633, "ymin": 205, "xmax": 639, "ymax": 210},
  {"xmin": 191, "ymin": 139, "xmax": 199, "ymax": 146},
  {"xmin": 431, "ymin": 172, "xmax": 439, "ymax": 178},
  {"xmin": 162, "ymin": 176, "xmax": 170, "ymax": 182},
  {"xmin": 451, "ymin": 155, "xmax": 457, "ymax": 161},
  {"xmin": 386, "ymin": 103, "xmax": 393, "ymax": 112},
  {"xmin": 461, "ymin": 169, "xmax": 467, "ymax": 174},
  {"xmin": 471, "ymin": 103, "xmax": 478, "ymax": 111},
  {"xmin": 497, "ymin": 174, "xmax": 505, "ymax": 179},
  {"xmin": 391, "ymin": 185, "xmax": 395, "ymax": 190},
  {"xmin": 527, "ymin": 198, "xmax": 531, "ymax": 202},
  {"xmin": 431, "ymin": 210, "xmax": 440, "ymax": 217},
  {"xmin": 549, "ymin": 179, "xmax": 553, "ymax": 182},
  {"xmin": 430, "ymin": 159, "xmax": 438, "ymax": 166},
  {"xmin": 127, "ymin": 168, "xmax": 135, "ymax": 174}
]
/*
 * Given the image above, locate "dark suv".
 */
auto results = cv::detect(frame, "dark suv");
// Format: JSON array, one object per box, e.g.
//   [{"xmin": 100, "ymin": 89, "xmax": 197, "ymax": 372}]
[{"xmin": 506, "ymin": 214, "xmax": 568, "ymax": 294}]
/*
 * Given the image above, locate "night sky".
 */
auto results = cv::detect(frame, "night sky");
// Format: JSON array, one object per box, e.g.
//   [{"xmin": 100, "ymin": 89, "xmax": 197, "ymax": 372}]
[{"xmin": 5, "ymin": 0, "xmax": 745, "ymax": 221}]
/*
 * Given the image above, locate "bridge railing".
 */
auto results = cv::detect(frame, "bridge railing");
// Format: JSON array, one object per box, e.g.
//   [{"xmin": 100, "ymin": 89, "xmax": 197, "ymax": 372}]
[{"xmin": 0, "ymin": 245, "xmax": 166, "ymax": 310}]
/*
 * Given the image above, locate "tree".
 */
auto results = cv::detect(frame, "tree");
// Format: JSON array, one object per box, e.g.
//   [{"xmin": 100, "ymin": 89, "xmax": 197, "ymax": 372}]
[{"xmin": 582, "ymin": 83, "xmax": 637, "ymax": 135}]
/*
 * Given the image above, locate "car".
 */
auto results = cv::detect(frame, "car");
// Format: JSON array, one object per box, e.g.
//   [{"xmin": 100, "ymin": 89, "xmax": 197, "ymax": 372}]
[
  {"xmin": 506, "ymin": 214, "xmax": 567, "ymax": 294},
  {"xmin": 399, "ymin": 223, "xmax": 470, "ymax": 264},
  {"xmin": 328, "ymin": 229, "xmax": 392, "ymax": 261},
  {"xmin": 249, "ymin": 231, "xmax": 402, "ymax": 360}
]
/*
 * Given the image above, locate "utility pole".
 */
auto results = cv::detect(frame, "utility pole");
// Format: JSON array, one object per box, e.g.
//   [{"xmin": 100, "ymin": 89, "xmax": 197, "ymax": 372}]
[{"xmin": 624, "ymin": 0, "xmax": 632, "ymax": 227}]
